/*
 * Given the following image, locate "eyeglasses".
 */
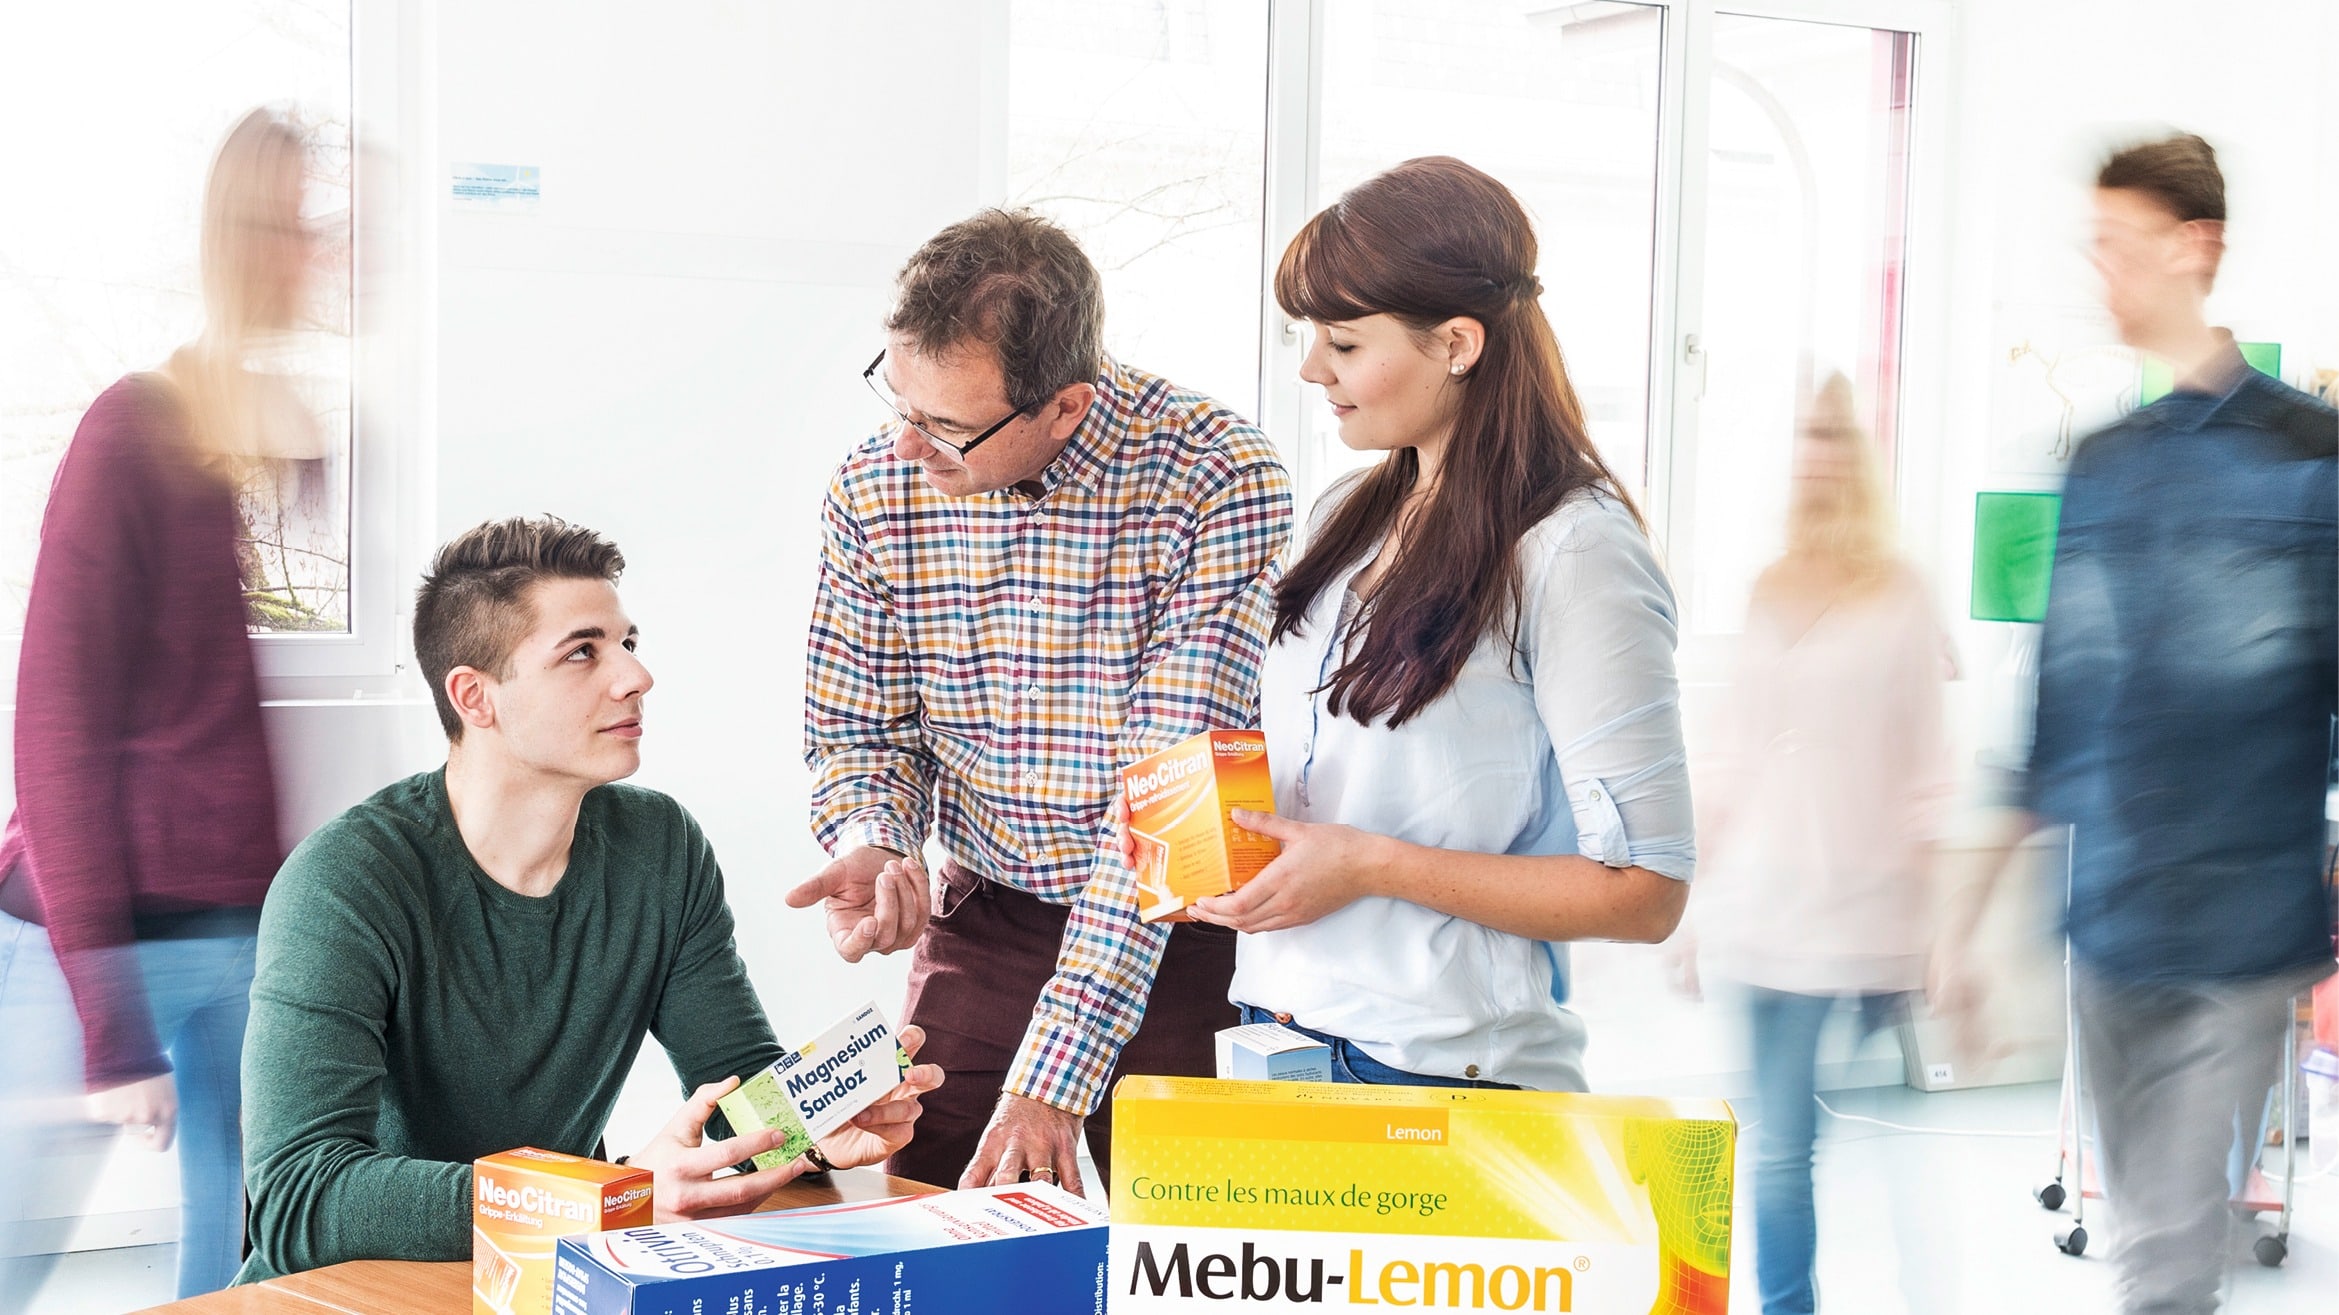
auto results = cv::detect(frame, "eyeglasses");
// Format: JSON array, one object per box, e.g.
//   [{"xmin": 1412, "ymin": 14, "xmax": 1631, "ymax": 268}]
[{"xmin": 862, "ymin": 350, "xmax": 1029, "ymax": 456}]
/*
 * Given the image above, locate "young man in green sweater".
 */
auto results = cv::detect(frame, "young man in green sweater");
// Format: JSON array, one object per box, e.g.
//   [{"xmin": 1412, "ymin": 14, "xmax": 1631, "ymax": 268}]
[{"xmin": 237, "ymin": 516, "xmax": 943, "ymax": 1281}]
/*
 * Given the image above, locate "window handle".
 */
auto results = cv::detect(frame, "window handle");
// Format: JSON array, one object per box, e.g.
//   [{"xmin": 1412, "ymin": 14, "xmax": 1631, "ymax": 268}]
[{"xmin": 1683, "ymin": 333, "xmax": 1710, "ymax": 400}]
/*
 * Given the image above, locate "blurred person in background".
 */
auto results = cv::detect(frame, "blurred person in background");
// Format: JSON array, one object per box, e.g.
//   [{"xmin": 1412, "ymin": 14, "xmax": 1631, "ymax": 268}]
[
  {"xmin": 1947, "ymin": 132, "xmax": 2336, "ymax": 1315},
  {"xmin": 0, "ymin": 107, "xmax": 314, "ymax": 1302},
  {"xmin": 1673, "ymin": 372, "xmax": 1955, "ymax": 1315}
]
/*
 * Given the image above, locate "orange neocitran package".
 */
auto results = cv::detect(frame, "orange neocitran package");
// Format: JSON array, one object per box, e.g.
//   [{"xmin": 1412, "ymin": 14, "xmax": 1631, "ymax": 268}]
[
  {"xmin": 1121, "ymin": 729, "xmax": 1280, "ymax": 923},
  {"xmin": 473, "ymin": 1147, "xmax": 653, "ymax": 1315}
]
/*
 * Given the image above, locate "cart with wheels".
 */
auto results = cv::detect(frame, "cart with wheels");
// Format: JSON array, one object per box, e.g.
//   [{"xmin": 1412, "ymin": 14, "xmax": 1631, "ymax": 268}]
[
  {"xmin": 2027, "ymin": 829, "xmax": 2326, "ymax": 1266},
  {"xmin": 2030, "ymin": 953, "xmax": 2302, "ymax": 1266}
]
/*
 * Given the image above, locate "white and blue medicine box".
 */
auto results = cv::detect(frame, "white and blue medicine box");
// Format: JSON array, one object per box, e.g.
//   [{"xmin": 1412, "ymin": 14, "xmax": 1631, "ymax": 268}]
[
  {"xmin": 1215, "ymin": 1023, "xmax": 1334, "ymax": 1083},
  {"xmin": 551, "ymin": 1183, "xmax": 1108, "ymax": 1315}
]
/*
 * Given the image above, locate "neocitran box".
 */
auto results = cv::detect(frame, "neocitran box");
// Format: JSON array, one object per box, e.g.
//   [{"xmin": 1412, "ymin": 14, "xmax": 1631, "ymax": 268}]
[
  {"xmin": 550, "ymin": 1182, "xmax": 1108, "ymax": 1315},
  {"xmin": 473, "ymin": 1148, "xmax": 652, "ymax": 1315},
  {"xmin": 1110, "ymin": 1077, "xmax": 1736, "ymax": 1313},
  {"xmin": 1123, "ymin": 729, "xmax": 1279, "ymax": 923}
]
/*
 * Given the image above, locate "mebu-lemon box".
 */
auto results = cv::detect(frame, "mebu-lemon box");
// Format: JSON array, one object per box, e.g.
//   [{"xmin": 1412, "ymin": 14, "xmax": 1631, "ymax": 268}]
[
  {"xmin": 1110, "ymin": 1077, "xmax": 1735, "ymax": 1312},
  {"xmin": 1123, "ymin": 729, "xmax": 1279, "ymax": 922}
]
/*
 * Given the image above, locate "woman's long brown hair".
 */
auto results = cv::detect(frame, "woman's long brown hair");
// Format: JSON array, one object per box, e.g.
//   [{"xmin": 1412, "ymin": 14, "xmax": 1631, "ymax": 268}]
[{"xmin": 1273, "ymin": 156, "xmax": 1640, "ymax": 728}]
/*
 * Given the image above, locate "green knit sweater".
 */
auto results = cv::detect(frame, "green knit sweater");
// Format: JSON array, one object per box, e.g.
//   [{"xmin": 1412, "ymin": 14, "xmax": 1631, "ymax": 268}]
[{"xmin": 237, "ymin": 769, "xmax": 783, "ymax": 1280}]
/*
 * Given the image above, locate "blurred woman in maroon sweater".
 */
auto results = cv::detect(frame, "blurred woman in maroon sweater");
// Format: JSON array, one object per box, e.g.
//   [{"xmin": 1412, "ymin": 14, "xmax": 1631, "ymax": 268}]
[{"xmin": 0, "ymin": 108, "xmax": 316, "ymax": 1302}]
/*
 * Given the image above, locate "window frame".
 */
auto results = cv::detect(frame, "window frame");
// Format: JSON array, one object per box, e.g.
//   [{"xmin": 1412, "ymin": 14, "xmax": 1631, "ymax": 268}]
[
  {"xmin": 0, "ymin": 1, "xmax": 431, "ymax": 710},
  {"xmin": 249, "ymin": 0, "xmax": 433, "ymax": 700},
  {"xmin": 1660, "ymin": 0, "xmax": 1957, "ymax": 684}
]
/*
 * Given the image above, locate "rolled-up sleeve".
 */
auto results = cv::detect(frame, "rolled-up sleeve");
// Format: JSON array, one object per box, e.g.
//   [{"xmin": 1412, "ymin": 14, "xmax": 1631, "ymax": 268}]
[{"xmin": 1525, "ymin": 499, "xmax": 1696, "ymax": 882}]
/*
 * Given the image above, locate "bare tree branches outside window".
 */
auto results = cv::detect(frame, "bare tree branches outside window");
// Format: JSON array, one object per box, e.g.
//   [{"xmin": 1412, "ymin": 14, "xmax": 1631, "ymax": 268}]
[
  {"xmin": 0, "ymin": 3, "xmax": 354, "ymax": 635},
  {"xmin": 1005, "ymin": 0, "xmax": 1270, "ymax": 416}
]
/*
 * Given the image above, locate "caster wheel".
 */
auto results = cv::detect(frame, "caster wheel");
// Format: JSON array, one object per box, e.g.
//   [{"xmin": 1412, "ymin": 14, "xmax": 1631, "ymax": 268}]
[
  {"xmin": 2056, "ymin": 1224, "xmax": 2089, "ymax": 1257},
  {"xmin": 2035, "ymin": 1181, "xmax": 2067, "ymax": 1212},
  {"xmin": 2254, "ymin": 1234, "xmax": 2286, "ymax": 1268}
]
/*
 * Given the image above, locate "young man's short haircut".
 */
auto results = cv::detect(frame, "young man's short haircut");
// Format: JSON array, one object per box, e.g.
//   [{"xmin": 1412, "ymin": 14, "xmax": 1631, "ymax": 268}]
[
  {"xmin": 885, "ymin": 208, "xmax": 1105, "ymax": 411},
  {"xmin": 413, "ymin": 515, "xmax": 626, "ymax": 739},
  {"xmin": 2098, "ymin": 132, "xmax": 2226, "ymax": 224}
]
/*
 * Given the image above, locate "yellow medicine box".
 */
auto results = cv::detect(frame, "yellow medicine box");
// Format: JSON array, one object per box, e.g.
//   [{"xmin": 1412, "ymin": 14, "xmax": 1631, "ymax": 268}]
[
  {"xmin": 472, "ymin": 1147, "xmax": 653, "ymax": 1315},
  {"xmin": 1109, "ymin": 1077, "xmax": 1736, "ymax": 1313},
  {"xmin": 1123, "ymin": 729, "xmax": 1280, "ymax": 923}
]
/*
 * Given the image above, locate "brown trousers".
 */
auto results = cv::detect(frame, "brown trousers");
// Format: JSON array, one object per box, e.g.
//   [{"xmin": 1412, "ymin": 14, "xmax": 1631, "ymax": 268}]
[{"xmin": 885, "ymin": 861, "xmax": 1235, "ymax": 1192}]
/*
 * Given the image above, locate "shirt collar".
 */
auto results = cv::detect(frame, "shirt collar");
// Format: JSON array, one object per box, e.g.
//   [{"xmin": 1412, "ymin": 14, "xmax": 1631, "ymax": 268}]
[
  {"xmin": 1014, "ymin": 357, "xmax": 1131, "ymax": 500},
  {"xmin": 2156, "ymin": 330, "xmax": 2256, "ymax": 432}
]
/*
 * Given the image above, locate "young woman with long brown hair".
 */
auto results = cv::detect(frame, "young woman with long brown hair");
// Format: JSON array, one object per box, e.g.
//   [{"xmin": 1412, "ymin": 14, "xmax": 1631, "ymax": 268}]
[{"xmin": 1173, "ymin": 156, "xmax": 1694, "ymax": 1090}]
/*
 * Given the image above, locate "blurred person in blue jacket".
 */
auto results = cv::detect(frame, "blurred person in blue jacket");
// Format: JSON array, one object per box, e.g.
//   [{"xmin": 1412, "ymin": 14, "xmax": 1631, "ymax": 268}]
[{"xmin": 1946, "ymin": 132, "xmax": 2336, "ymax": 1315}]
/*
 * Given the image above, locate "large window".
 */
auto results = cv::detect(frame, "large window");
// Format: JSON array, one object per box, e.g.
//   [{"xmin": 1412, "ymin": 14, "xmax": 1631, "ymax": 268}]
[
  {"xmin": 1005, "ymin": 0, "xmax": 1271, "ymax": 416},
  {"xmin": 0, "ymin": 3, "xmax": 356, "ymax": 634},
  {"xmin": 1001, "ymin": 0, "xmax": 1945, "ymax": 654},
  {"xmin": 1670, "ymin": 12, "xmax": 1918, "ymax": 634},
  {"xmin": 1308, "ymin": 1, "xmax": 1666, "ymax": 498}
]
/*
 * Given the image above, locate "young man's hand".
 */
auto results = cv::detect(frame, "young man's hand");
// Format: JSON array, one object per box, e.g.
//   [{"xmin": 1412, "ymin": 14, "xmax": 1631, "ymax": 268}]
[
  {"xmin": 785, "ymin": 846, "xmax": 931, "ymax": 962},
  {"xmin": 632, "ymin": 1079, "xmax": 813, "ymax": 1221},
  {"xmin": 963, "ymin": 1092, "xmax": 1087, "ymax": 1198},
  {"xmin": 813, "ymin": 1025, "xmax": 945, "ymax": 1171},
  {"xmin": 87, "ymin": 1073, "xmax": 177, "ymax": 1151}
]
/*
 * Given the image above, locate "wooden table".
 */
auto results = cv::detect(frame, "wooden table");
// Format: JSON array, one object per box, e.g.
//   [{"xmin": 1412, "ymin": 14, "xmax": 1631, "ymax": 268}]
[{"xmin": 134, "ymin": 1170, "xmax": 943, "ymax": 1314}]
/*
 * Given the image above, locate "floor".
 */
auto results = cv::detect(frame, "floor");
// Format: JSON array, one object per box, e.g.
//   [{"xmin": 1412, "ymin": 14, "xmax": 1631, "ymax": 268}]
[{"xmin": 28, "ymin": 1081, "xmax": 2336, "ymax": 1314}]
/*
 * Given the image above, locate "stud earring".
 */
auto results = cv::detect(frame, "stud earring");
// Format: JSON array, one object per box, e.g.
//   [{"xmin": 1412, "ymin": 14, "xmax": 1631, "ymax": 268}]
[{"xmin": 1451, "ymin": 363, "xmax": 1467, "ymax": 376}]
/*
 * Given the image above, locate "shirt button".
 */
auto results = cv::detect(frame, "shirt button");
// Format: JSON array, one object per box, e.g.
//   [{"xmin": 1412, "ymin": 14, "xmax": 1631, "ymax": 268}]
[
  {"xmin": 1024, "ymin": 770, "xmax": 1040, "ymax": 787},
  {"xmin": 1464, "ymin": 1064, "xmax": 1481, "ymax": 1079},
  {"xmin": 1025, "ymin": 684, "xmax": 1040, "ymax": 701},
  {"xmin": 1589, "ymin": 789, "xmax": 1602, "ymax": 802}
]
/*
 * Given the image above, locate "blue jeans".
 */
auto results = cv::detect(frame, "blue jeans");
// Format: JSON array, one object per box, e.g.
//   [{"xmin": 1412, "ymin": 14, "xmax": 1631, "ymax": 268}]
[
  {"xmin": 1236, "ymin": 1004, "xmax": 1522, "ymax": 1088},
  {"xmin": 0, "ymin": 908, "xmax": 258, "ymax": 1302},
  {"xmin": 1744, "ymin": 986, "xmax": 1908, "ymax": 1315}
]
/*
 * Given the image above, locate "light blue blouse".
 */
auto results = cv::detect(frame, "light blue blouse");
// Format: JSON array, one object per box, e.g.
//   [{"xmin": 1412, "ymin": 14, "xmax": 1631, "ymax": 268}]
[{"xmin": 1227, "ymin": 486, "xmax": 1694, "ymax": 1090}]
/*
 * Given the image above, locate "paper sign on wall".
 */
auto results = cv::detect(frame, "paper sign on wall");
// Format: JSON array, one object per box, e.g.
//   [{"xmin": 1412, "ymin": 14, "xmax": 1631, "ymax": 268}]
[{"xmin": 451, "ymin": 163, "xmax": 541, "ymax": 211}]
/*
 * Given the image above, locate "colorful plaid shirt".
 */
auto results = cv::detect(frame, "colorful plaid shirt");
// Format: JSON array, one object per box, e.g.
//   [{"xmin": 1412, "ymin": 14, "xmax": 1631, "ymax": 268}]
[{"xmin": 805, "ymin": 358, "xmax": 1293, "ymax": 1114}]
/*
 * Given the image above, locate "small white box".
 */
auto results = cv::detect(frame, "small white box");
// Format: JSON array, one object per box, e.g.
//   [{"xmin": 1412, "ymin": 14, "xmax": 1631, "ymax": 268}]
[{"xmin": 1214, "ymin": 1022, "xmax": 1334, "ymax": 1083}]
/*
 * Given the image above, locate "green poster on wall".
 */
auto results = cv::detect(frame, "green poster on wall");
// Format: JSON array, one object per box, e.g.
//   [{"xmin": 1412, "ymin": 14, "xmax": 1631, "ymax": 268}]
[{"xmin": 1971, "ymin": 490, "xmax": 2061, "ymax": 623}]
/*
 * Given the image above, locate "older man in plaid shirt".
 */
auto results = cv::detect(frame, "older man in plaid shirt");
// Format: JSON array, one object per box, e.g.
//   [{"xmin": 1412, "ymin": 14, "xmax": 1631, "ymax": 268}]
[{"xmin": 789, "ymin": 209, "xmax": 1292, "ymax": 1196}]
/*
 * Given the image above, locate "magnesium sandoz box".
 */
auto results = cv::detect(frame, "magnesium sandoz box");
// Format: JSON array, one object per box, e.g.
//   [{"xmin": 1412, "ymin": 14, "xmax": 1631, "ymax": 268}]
[
  {"xmin": 1110, "ymin": 1077, "xmax": 1736, "ymax": 1313},
  {"xmin": 715, "ymin": 1000, "xmax": 910, "ymax": 1171},
  {"xmin": 550, "ymin": 1182, "xmax": 1108, "ymax": 1315},
  {"xmin": 473, "ymin": 1148, "xmax": 652, "ymax": 1315},
  {"xmin": 1217, "ymin": 1023, "xmax": 1334, "ymax": 1084},
  {"xmin": 1123, "ymin": 729, "xmax": 1279, "ymax": 922}
]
